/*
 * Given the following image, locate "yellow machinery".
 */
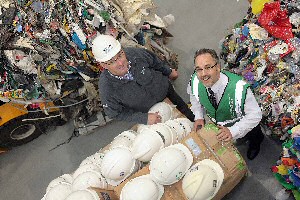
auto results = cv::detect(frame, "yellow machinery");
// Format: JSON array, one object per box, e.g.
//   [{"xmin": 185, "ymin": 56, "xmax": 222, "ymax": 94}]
[
  {"xmin": 0, "ymin": 103, "xmax": 28, "ymax": 127},
  {"xmin": 0, "ymin": 101, "xmax": 61, "ymax": 148}
]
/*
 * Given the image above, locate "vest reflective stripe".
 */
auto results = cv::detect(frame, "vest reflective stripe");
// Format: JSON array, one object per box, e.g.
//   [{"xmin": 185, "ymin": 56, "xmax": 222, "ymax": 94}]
[
  {"xmin": 235, "ymin": 80, "xmax": 247, "ymax": 118},
  {"xmin": 191, "ymin": 75, "xmax": 200, "ymax": 102},
  {"xmin": 217, "ymin": 116, "xmax": 243, "ymax": 126}
]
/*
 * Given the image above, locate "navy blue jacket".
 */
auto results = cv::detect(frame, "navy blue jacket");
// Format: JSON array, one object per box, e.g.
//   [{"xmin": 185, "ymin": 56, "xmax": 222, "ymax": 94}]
[{"xmin": 99, "ymin": 47, "xmax": 172, "ymax": 124}]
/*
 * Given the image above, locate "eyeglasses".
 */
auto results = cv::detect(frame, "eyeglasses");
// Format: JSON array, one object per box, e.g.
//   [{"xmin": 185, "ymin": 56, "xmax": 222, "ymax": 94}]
[
  {"xmin": 194, "ymin": 62, "xmax": 218, "ymax": 73},
  {"xmin": 102, "ymin": 50, "xmax": 124, "ymax": 66}
]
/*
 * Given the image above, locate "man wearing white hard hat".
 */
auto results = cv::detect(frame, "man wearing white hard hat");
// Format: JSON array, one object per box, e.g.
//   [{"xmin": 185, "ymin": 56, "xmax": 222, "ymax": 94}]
[{"xmin": 92, "ymin": 34, "xmax": 194, "ymax": 125}]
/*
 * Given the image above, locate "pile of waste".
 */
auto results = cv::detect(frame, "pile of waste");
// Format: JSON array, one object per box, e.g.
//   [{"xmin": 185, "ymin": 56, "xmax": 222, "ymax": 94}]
[
  {"xmin": 271, "ymin": 124, "xmax": 300, "ymax": 199},
  {"xmin": 220, "ymin": 0, "xmax": 300, "ymax": 140},
  {"xmin": 0, "ymin": 0, "xmax": 177, "ymax": 107}
]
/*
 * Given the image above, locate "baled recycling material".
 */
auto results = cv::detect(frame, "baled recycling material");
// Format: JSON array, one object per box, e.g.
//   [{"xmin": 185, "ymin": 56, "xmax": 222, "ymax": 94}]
[
  {"xmin": 272, "ymin": 125, "xmax": 300, "ymax": 200},
  {"xmin": 220, "ymin": 0, "xmax": 300, "ymax": 140},
  {"xmin": 220, "ymin": 1, "xmax": 300, "ymax": 199}
]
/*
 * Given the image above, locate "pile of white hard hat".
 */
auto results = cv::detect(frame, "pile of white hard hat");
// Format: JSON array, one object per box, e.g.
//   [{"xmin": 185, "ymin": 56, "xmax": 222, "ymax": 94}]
[
  {"xmin": 105, "ymin": 102, "xmax": 194, "ymax": 164},
  {"xmin": 120, "ymin": 143, "xmax": 194, "ymax": 200},
  {"xmin": 42, "ymin": 138, "xmax": 145, "ymax": 199},
  {"xmin": 42, "ymin": 151, "xmax": 107, "ymax": 200},
  {"xmin": 119, "ymin": 157, "xmax": 225, "ymax": 200},
  {"xmin": 130, "ymin": 119, "xmax": 193, "ymax": 163},
  {"xmin": 109, "ymin": 119, "xmax": 193, "ymax": 164},
  {"xmin": 43, "ymin": 171, "xmax": 103, "ymax": 200},
  {"xmin": 42, "ymin": 122, "xmax": 225, "ymax": 200},
  {"xmin": 42, "ymin": 101, "xmax": 197, "ymax": 200}
]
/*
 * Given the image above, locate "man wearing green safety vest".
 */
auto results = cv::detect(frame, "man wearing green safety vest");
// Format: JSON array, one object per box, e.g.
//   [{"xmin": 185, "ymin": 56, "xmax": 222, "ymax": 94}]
[{"xmin": 187, "ymin": 48, "xmax": 264, "ymax": 160}]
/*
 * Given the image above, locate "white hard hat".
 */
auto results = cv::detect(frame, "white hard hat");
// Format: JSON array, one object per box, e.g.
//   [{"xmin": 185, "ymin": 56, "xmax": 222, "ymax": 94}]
[
  {"xmin": 45, "ymin": 182, "xmax": 72, "ymax": 200},
  {"xmin": 92, "ymin": 34, "xmax": 121, "ymax": 62},
  {"xmin": 136, "ymin": 124, "xmax": 150, "ymax": 133},
  {"xmin": 176, "ymin": 118, "xmax": 193, "ymax": 129},
  {"xmin": 100, "ymin": 147, "xmax": 136, "ymax": 186},
  {"xmin": 65, "ymin": 189, "xmax": 100, "ymax": 200},
  {"xmin": 149, "ymin": 123, "xmax": 174, "ymax": 147},
  {"xmin": 165, "ymin": 120, "xmax": 185, "ymax": 141},
  {"xmin": 175, "ymin": 118, "xmax": 193, "ymax": 137},
  {"xmin": 121, "ymin": 130, "xmax": 138, "ymax": 136},
  {"xmin": 182, "ymin": 159, "xmax": 224, "ymax": 200},
  {"xmin": 148, "ymin": 102, "xmax": 174, "ymax": 123},
  {"xmin": 72, "ymin": 170, "xmax": 108, "ymax": 191},
  {"xmin": 120, "ymin": 175, "xmax": 164, "ymax": 200},
  {"xmin": 131, "ymin": 128, "xmax": 164, "ymax": 162},
  {"xmin": 79, "ymin": 153, "xmax": 105, "ymax": 168},
  {"xmin": 109, "ymin": 130, "xmax": 137, "ymax": 150},
  {"xmin": 46, "ymin": 174, "xmax": 73, "ymax": 193},
  {"xmin": 162, "ymin": 123, "xmax": 177, "ymax": 145},
  {"xmin": 150, "ymin": 144, "xmax": 193, "ymax": 185},
  {"xmin": 73, "ymin": 163, "xmax": 102, "ymax": 179}
]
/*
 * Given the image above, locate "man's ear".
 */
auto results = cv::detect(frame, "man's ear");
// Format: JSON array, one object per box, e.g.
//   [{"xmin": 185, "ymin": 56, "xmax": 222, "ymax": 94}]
[{"xmin": 217, "ymin": 64, "xmax": 221, "ymax": 72}]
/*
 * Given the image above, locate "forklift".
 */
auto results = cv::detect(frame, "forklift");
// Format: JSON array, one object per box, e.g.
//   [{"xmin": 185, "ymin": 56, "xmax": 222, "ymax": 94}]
[{"xmin": 0, "ymin": 100, "xmax": 62, "ymax": 148}]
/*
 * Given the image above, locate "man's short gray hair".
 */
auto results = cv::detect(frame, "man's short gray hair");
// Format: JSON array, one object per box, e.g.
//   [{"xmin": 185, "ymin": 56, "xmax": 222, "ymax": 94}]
[{"xmin": 194, "ymin": 48, "xmax": 219, "ymax": 64}]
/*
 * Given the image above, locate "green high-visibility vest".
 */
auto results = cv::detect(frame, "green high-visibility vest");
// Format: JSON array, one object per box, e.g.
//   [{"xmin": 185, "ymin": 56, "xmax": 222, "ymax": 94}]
[{"xmin": 191, "ymin": 71, "xmax": 250, "ymax": 126}]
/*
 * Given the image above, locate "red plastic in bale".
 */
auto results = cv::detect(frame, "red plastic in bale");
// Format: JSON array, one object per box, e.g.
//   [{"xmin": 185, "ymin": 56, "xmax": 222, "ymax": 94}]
[
  {"xmin": 281, "ymin": 117, "xmax": 294, "ymax": 129},
  {"xmin": 272, "ymin": 166, "xmax": 279, "ymax": 173},
  {"xmin": 258, "ymin": 1, "xmax": 293, "ymax": 40},
  {"xmin": 281, "ymin": 157, "xmax": 298, "ymax": 166}
]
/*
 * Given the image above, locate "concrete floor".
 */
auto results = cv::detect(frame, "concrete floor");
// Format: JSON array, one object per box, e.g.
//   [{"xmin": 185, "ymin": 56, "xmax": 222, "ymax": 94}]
[{"xmin": 0, "ymin": 0, "xmax": 293, "ymax": 199}]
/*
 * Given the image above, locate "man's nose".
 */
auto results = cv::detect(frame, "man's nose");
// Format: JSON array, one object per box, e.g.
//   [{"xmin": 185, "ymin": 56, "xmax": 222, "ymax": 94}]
[
  {"xmin": 115, "ymin": 58, "xmax": 123, "ymax": 65},
  {"xmin": 198, "ymin": 69, "xmax": 208, "ymax": 76}
]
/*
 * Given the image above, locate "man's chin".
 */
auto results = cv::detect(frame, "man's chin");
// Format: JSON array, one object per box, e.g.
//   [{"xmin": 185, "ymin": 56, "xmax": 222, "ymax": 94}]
[
  {"xmin": 201, "ymin": 81, "xmax": 211, "ymax": 88},
  {"xmin": 118, "ymin": 70, "xmax": 128, "ymax": 76}
]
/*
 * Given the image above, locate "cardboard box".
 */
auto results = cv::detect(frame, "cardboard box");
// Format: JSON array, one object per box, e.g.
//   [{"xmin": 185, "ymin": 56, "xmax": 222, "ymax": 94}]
[
  {"xmin": 114, "ymin": 128, "xmax": 247, "ymax": 200},
  {"xmin": 91, "ymin": 186, "xmax": 118, "ymax": 200},
  {"xmin": 91, "ymin": 99, "xmax": 247, "ymax": 199}
]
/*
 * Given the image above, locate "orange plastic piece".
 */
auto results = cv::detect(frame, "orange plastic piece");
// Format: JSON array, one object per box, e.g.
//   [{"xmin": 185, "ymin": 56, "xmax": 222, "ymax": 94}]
[{"xmin": 281, "ymin": 157, "xmax": 298, "ymax": 166}]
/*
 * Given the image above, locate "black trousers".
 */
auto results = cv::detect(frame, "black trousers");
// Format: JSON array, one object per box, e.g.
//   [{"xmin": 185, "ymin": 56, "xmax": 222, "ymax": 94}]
[
  {"xmin": 166, "ymin": 82, "xmax": 195, "ymax": 122},
  {"xmin": 245, "ymin": 124, "xmax": 264, "ymax": 149}
]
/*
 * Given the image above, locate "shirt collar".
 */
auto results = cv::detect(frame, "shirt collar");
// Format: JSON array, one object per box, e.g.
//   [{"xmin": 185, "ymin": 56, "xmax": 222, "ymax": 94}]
[
  {"xmin": 210, "ymin": 72, "xmax": 228, "ymax": 93},
  {"xmin": 108, "ymin": 61, "xmax": 132, "ymax": 80}
]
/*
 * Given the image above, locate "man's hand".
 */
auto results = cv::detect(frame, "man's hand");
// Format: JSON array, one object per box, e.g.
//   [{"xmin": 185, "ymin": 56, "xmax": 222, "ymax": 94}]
[
  {"xmin": 169, "ymin": 69, "xmax": 178, "ymax": 80},
  {"xmin": 193, "ymin": 119, "xmax": 205, "ymax": 131},
  {"xmin": 147, "ymin": 112, "xmax": 162, "ymax": 125},
  {"xmin": 216, "ymin": 125, "xmax": 233, "ymax": 142}
]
